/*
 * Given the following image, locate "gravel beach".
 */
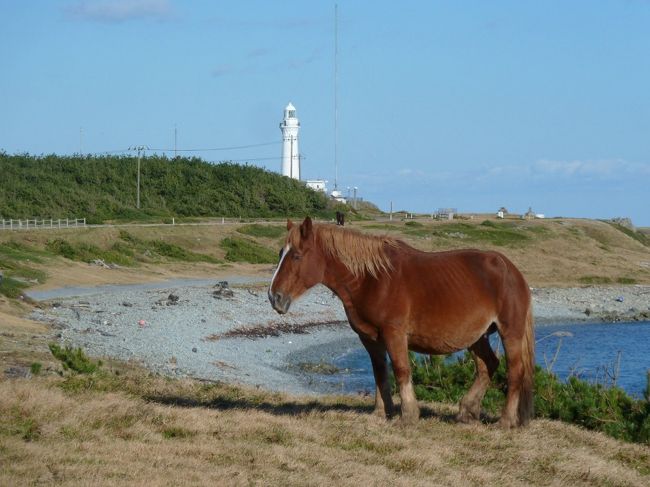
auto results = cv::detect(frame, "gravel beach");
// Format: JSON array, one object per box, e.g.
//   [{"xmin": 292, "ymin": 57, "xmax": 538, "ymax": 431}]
[{"xmin": 29, "ymin": 281, "xmax": 650, "ymax": 395}]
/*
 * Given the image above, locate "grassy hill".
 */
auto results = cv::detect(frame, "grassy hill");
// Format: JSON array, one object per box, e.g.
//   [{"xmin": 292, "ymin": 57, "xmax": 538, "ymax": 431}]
[{"xmin": 0, "ymin": 153, "xmax": 330, "ymax": 222}]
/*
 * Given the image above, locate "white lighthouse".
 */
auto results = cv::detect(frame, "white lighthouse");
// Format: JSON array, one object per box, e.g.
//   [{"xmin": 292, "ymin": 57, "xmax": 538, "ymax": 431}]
[{"xmin": 280, "ymin": 102, "xmax": 300, "ymax": 179}]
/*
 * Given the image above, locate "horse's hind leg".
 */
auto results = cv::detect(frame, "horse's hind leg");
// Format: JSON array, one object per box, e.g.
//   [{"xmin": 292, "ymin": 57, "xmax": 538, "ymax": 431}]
[
  {"xmin": 497, "ymin": 318, "xmax": 535, "ymax": 429},
  {"xmin": 384, "ymin": 329, "xmax": 420, "ymax": 424},
  {"xmin": 457, "ymin": 334, "xmax": 499, "ymax": 424},
  {"xmin": 360, "ymin": 337, "xmax": 394, "ymax": 418}
]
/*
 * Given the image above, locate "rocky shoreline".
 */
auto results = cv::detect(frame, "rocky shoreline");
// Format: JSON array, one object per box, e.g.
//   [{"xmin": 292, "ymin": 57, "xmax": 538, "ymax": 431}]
[
  {"xmin": 532, "ymin": 285, "xmax": 650, "ymax": 324},
  {"xmin": 29, "ymin": 281, "xmax": 650, "ymax": 395}
]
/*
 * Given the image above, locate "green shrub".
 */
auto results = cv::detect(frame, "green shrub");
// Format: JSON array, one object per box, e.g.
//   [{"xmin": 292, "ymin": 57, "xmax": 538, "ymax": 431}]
[
  {"xmin": 220, "ymin": 237, "xmax": 276, "ymax": 264},
  {"xmin": 49, "ymin": 343, "xmax": 102, "ymax": 374},
  {"xmin": 0, "ymin": 276, "xmax": 29, "ymax": 298},
  {"xmin": 428, "ymin": 222, "xmax": 531, "ymax": 246},
  {"xmin": 30, "ymin": 363, "xmax": 42, "ymax": 375},
  {"xmin": 237, "ymin": 224, "xmax": 285, "ymax": 239},
  {"xmin": 617, "ymin": 277, "xmax": 637, "ymax": 285},
  {"xmin": 148, "ymin": 240, "xmax": 220, "ymax": 263},
  {"xmin": 45, "ymin": 239, "xmax": 77, "ymax": 259},
  {"xmin": 45, "ymin": 238, "xmax": 134, "ymax": 266},
  {"xmin": 409, "ymin": 352, "xmax": 650, "ymax": 444},
  {"xmin": 578, "ymin": 275, "xmax": 612, "ymax": 285}
]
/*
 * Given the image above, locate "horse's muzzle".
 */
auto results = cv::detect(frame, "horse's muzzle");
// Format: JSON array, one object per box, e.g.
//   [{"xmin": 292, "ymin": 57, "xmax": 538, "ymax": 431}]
[{"xmin": 269, "ymin": 290, "xmax": 291, "ymax": 314}]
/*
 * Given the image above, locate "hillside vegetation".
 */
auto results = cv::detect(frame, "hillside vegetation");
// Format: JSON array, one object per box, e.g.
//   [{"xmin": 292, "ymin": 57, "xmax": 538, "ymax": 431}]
[{"xmin": 0, "ymin": 153, "xmax": 330, "ymax": 222}]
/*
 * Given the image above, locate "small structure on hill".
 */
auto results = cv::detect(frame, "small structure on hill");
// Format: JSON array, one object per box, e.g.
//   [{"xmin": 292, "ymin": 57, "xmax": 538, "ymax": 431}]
[
  {"xmin": 306, "ymin": 179, "xmax": 327, "ymax": 193},
  {"xmin": 524, "ymin": 207, "xmax": 545, "ymax": 219},
  {"xmin": 436, "ymin": 208, "xmax": 456, "ymax": 220}
]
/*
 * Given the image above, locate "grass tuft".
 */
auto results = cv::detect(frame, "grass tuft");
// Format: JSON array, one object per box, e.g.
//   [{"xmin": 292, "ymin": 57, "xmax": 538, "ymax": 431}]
[
  {"xmin": 219, "ymin": 237, "xmax": 276, "ymax": 264},
  {"xmin": 237, "ymin": 224, "xmax": 285, "ymax": 239},
  {"xmin": 49, "ymin": 343, "xmax": 102, "ymax": 374},
  {"xmin": 578, "ymin": 275, "xmax": 613, "ymax": 285}
]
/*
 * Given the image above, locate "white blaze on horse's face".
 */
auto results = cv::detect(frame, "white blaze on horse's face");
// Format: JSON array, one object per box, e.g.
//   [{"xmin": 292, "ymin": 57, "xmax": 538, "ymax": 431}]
[{"xmin": 268, "ymin": 244, "xmax": 292, "ymax": 314}]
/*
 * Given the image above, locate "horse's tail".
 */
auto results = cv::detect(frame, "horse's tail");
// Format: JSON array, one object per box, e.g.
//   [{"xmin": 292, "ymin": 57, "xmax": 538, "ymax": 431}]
[{"xmin": 518, "ymin": 303, "xmax": 535, "ymax": 426}]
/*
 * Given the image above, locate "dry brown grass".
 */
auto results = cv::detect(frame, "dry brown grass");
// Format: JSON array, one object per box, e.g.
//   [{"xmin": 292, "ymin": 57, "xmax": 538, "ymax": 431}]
[{"xmin": 1, "ymin": 370, "xmax": 648, "ymax": 487}]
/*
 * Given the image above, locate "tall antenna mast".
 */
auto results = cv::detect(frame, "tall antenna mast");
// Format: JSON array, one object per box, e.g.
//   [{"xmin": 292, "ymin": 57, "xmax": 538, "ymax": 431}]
[{"xmin": 334, "ymin": 3, "xmax": 339, "ymax": 191}]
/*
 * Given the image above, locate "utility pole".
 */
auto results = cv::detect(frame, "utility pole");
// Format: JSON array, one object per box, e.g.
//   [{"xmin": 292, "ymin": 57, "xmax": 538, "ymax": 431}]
[
  {"xmin": 79, "ymin": 127, "xmax": 83, "ymax": 154},
  {"xmin": 129, "ymin": 145, "xmax": 149, "ymax": 209},
  {"xmin": 174, "ymin": 124, "xmax": 177, "ymax": 158}
]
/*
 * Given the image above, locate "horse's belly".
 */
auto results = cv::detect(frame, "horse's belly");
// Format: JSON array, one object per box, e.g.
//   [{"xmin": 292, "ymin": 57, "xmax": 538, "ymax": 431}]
[{"xmin": 406, "ymin": 316, "xmax": 493, "ymax": 354}]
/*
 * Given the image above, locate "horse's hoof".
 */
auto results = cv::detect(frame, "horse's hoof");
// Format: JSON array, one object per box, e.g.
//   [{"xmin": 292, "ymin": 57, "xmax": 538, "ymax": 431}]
[
  {"xmin": 396, "ymin": 410, "xmax": 420, "ymax": 427},
  {"xmin": 497, "ymin": 417, "xmax": 517, "ymax": 429},
  {"xmin": 456, "ymin": 411, "xmax": 480, "ymax": 424},
  {"xmin": 373, "ymin": 408, "xmax": 390, "ymax": 420}
]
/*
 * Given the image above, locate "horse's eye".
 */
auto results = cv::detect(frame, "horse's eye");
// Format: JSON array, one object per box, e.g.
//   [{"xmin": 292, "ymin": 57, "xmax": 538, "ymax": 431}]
[{"xmin": 292, "ymin": 253, "xmax": 302, "ymax": 261}]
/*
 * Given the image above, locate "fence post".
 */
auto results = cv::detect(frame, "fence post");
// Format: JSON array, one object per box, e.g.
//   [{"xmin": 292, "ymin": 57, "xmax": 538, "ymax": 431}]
[{"xmin": 83, "ymin": 218, "xmax": 86, "ymax": 226}]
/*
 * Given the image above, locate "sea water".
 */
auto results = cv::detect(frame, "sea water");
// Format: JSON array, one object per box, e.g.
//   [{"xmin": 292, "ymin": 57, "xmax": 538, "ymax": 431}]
[{"xmin": 318, "ymin": 321, "xmax": 650, "ymax": 398}]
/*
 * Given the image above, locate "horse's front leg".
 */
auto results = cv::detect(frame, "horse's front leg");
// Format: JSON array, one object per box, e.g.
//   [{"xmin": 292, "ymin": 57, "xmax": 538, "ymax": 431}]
[
  {"xmin": 383, "ymin": 328, "xmax": 420, "ymax": 424},
  {"xmin": 360, "ymin": 336, "xmax": 394, "ymax": 419}
]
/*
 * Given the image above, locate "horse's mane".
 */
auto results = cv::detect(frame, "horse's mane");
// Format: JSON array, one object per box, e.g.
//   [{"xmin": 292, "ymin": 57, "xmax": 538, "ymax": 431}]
[{"xmin": 288, "ymin": 224, "xmax": 400, "ymax": 278}]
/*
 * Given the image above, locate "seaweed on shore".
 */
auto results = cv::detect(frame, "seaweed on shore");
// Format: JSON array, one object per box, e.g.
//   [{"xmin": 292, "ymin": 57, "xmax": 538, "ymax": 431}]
[{"xmin": 205, "ymin": 320, "xmax": 348, "ymax": 340}]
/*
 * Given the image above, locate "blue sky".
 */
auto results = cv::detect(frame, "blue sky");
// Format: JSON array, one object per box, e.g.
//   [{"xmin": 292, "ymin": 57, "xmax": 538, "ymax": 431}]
[{"xmin": 2, "ymin": 0, "xmax": 649, "ymax": 225}]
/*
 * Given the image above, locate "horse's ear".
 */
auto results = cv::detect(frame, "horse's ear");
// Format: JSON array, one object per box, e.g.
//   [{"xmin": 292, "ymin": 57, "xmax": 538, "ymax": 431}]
[
  {"xmin": 300, "ymin": 216, "xmax": 312, "ymax": 239},
  {"xmin": 286, "ymin": 219, "xmax": 294, "ymax": 231}
]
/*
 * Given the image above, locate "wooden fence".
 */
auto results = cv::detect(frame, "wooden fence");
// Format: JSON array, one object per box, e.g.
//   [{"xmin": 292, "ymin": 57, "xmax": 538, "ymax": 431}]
[{"xmin": 0, "ymin": 218, "xmax": 86, "ymax": 231}]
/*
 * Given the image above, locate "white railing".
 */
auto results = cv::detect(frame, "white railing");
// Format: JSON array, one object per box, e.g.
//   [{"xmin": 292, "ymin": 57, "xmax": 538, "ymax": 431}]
[{"xmin": 0, "ymin": 218, "xmax": 86, "ymax": 231}]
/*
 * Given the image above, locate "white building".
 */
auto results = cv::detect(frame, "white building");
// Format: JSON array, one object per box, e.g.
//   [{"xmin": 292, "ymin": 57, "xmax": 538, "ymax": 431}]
[
  {"xmin": 279, "ymin": 102, "xmax": 300, "ymax": 179},
  {"xmin": 306, "ymin": 179, "xmax": 327, "ymax": 193}
]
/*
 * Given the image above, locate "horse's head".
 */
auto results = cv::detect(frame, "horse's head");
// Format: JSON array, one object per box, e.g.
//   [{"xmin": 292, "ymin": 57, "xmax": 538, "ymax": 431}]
[{"xmin": 268, "ymin": 217, "xmax": 325, "ymax": 314}]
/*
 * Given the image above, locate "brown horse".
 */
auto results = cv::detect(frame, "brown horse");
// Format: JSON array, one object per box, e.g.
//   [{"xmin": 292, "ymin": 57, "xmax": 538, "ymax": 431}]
[{"xmin": 268, "ymin": 217, "xmax": 534, "ymax": 428}]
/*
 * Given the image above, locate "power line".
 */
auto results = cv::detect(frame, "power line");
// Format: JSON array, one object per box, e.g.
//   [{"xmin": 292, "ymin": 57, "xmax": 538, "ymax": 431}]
[
  {"xmin": 226, "ymin": 156, "xmax": 280, "ymax": 162},
  {"xmin": 148, "ymin": 141, "xmax": 280, "ymax": 152}
]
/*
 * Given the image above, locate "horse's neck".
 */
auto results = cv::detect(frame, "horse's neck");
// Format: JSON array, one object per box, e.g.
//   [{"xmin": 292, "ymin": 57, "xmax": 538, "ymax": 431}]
[{"xmin": 320, "ymin": 251, "xmax": 365, "ymax": 303}]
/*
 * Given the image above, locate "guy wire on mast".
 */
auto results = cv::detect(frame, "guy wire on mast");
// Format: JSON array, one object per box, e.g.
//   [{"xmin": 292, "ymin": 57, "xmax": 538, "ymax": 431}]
[{"xmin": 334, "ymin": 3, "xmax": 339, "ymax": 191}]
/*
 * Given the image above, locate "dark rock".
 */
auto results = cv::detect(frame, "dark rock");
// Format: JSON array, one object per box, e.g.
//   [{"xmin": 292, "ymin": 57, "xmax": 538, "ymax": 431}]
[
  {"xmin": 212, "ymin": 282, "xmax": 234, "ymax": 299},
  {"xmin": 584, "ymin": 308, "xmax": 592, "ymax": 316},
  {"xmin": 122, "ymin": 301, "xmax": 133, "ymax": 307},
  {"xmin": 4, "ymin": 366, "xmax": 31, "ymax": 379},
  {"xmin": 192, "ymin": 347, "xmax": 198, "ymax": 353}
]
